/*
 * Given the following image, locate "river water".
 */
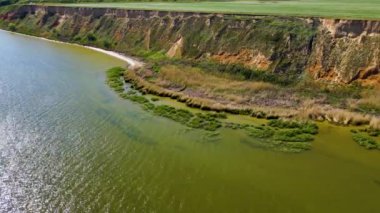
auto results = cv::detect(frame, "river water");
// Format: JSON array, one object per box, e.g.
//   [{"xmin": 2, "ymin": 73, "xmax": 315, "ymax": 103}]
[{"xmin": 0, "ymin": 30, "xmax": 380, "ymax": 212}]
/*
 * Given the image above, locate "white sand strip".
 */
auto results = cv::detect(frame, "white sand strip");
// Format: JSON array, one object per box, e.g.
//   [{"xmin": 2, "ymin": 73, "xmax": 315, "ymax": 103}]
[{"xmin": 0, "ymin": 29, "xmax": 143, "ymax": 68}]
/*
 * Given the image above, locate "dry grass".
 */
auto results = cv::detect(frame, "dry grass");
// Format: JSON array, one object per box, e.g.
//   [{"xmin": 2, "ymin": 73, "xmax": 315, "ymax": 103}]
[
  {"xmin": 126, "ymin": 65, "xmax": 380, "ymax": 130},
  {"xmin": 299, "ymin": 100, "xmax": 371, "ymax": 126},
  {"xmin": 125, "ymin": 67, "xmax": 298, "ymax": 117},
  {"xmin": 356, "ymin": 88, "xmax": 380, "ymax": 108},
  {"xmin": 370, "ymin": 117, "xmax": 380, "ymax": 129},
  {"xmin": 157, "ymin": 64, "xmax": 277, "ymax": 101}
]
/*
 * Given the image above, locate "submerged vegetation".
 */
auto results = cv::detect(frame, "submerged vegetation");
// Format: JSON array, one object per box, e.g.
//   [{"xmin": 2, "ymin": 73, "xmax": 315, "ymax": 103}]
[
  {"xmin": 1, "ymin": 3, "xmax": 378, "ymax": 152},
  {"xmin": 106, "ymin": 66, "xmax": 320, "ymax": 153},
  {"xmin": 106, "ymin": 67, "xmax": 125, "ymax": 93},
  {"xmin": 124, "ymin": 60, "xmax": 380, "ymax": 130},
  {"xmin": 224, "ymin": 120, "xmax": 316, "ymax": 152},
  {"xmin": 107, "ymin": 66, "xmax": 380, "ymax": 152},
  {"xmin": 351, "ymin": 128, "xmax": 380, "ymax": 150},
  {"xmin": 109, "ymin": 67, "xmax": 227, "ymax": 132}
]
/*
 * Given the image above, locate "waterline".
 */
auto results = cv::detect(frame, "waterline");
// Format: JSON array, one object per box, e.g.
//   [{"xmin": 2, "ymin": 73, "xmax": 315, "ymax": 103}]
[{"xmin": 0, "ymin": 29, "xmax": 143, "ymax": 68}]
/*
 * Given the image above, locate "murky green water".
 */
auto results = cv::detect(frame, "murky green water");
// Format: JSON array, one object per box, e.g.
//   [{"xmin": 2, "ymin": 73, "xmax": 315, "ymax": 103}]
[{"xmin": 1, "ymin": 30, "xmax": 380, "ymax": 213}]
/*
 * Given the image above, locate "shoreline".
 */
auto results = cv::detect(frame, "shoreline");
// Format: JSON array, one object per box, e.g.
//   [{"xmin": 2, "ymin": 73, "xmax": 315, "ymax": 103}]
[
  {"xmin": 125, "ymin": 68, "xmax": 380, "ymax": 130},
  {"xmin": 0, "ymin": 29, "xmax": 144, "ymax": 69},
  {"xmin": 1, "ymin": 29, "xmax": 378, "ymax": 130}
]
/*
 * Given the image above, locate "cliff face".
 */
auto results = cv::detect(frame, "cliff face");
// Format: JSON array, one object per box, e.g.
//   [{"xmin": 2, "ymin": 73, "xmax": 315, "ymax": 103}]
[
  {"xmin": 1, "ymin": 5, "xmax": 379, "ymax": 83},
  {"xmin": 309, "ymin": 19, "xmax": 380, "ymax": 83}
]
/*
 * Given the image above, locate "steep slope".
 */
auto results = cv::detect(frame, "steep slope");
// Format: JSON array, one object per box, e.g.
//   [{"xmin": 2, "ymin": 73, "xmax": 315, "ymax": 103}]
[{"xmin": 0, "ymin": 5, "xmax": 379, "ymax": 83}]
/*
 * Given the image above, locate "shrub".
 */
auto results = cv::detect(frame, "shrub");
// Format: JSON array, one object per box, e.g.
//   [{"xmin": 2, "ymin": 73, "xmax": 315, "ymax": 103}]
[
  {"xmin": 87, "ymin": 33, "xmax": 97, "ymax": 42},
  {"xmin": 103, "ymin": 40, "xmax": 112, "ymax": 49},
  {"xmin": 8, "ymin": 23, "xmax": 16, "ymax": 32},
  {"xmin": 73, "ymin": 35, "xmax": 82, "ymax": 41}
]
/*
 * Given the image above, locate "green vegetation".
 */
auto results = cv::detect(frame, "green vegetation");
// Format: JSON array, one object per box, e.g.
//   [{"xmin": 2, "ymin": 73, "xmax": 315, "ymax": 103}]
[
  {"xmin": 106, "ymin": 67, "xmax": 317, "ymax": 152},
  {"xmin": 225, "ymin": 119, "xmax": 318, "ymax": 152},
  {"xmin": 355, "ymin": 102, "xmax": 380, "ymax": 115},
  {"xmin": 106, "ymin": 67, "xmax": 125, "ymax": 93},
  {"xmin": 8, "ymin": 23, "xmax": 16, "ymax": 31},
  {"xmin": 0, "ymin": 0, "xmax": 17, "ymax": 6},
  {"xmin": 352, "ymin": 134, "xmax": 378, "ymax": 149},
  {"xmin": 268, "ymin": 120, "xmax": 319, "ymax": 135},
  {"xmin": 107, "ymin": 67, "xmax": 226, "ymax": 132},
  {"xmin": 124, "ymin": 96, "xmax": 226, "ymax": 131},
  {"xmin": 86, "ymin": 33, "xmax": 97, "ymax": 42},
  {"xmin": 296, "ymin": 79, "xmax": 363, "ymax": 107},
  {"xmin": 176, "ymin": 60, "xmax": 298, "ymax": 86},
  {"xmin": 351, "ymin": 128, "xmax": 380, "ymax": 150},
  {"xmin": 247, "ymin": 125, "xmax": 274, "ymax": 139},
  {"xmin": 273, "ymin": 129, "xmax": 314, "ymax": 142},
  {"xmin": 46, "ymin": 0, "xmax": 380, "ymax": 20},
  {"xmin": 242, "ymin": 120, "xmax": 316, "ymax": 152}
]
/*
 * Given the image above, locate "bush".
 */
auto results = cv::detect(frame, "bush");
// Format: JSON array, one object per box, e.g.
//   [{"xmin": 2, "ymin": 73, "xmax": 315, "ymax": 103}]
[
  {"xmin": 103, "ymin": 40, "xmax": 112, "ymax": 49},
  {"xmin": 0, "ymin": 0, "xmax": 14, "ymax": 6},
  {"xmin": 73, "ymin": 35, "xmax": 82, "ymax": 41},
  {"xmin": 8, "ymin": 23, "xmax": 16, "ymax": 32},
  {"xmin": 87, "ymin": 33, "xmax": 97, "ymax": 42}
]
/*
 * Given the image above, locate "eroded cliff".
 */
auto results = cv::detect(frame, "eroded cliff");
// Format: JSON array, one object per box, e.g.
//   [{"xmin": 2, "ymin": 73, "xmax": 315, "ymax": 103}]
[{"xmin": 0, "ymin": 5, "xmax": 379, "ymax": 83}]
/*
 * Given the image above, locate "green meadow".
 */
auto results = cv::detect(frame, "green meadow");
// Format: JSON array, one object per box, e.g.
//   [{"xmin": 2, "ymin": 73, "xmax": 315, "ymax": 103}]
[{"xmin": 45, "ymin": 0, "xmax": 380, "ymax": 20}]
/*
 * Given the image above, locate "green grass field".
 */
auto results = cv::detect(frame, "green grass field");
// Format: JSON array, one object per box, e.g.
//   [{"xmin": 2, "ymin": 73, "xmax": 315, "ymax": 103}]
[{"xmin": 44, "ymin": 0, "xmax": 380, "ymax": 20}]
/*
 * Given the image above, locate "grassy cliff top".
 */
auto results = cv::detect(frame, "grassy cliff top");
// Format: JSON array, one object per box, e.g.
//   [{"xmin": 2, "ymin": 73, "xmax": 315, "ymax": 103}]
[{"xmin": 40, "ymin": 0, "xmax": 380, "ymax": 20}]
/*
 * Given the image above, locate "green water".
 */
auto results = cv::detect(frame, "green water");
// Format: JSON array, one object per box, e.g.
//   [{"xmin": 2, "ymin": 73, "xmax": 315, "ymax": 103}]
[{"xmin": 0, "ymin": 30, "xmax": 380, "ymax": 213}]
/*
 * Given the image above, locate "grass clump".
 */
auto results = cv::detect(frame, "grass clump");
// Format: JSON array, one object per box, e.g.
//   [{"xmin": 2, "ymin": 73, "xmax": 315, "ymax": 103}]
[
  {"xmin": 153, "ymin": 105, "xmax": 194, "ymax": 124},
  {"xmin": 247, "ymin": 126, "xmax": 275, "ymax": 139},
  {"xmin": 268, "ymin": 119, "xmax": 318, "ymax": 135},
  {"xmin": 8, "ymin": 23, "xmax": 16, "ymax": 31},
  {"xmin": 187, "ymin": 113, "xmax": 223, "ymax": 131},
  {"xmin": 226, "ymin": 119, "xmax": 317, "ymax": 152},
  {"xmin": 224, "ymin": 122, "xmax": 250, "ymax": 130},
  {"xmin": 351, "ymin": 127, "xmax": 380, "ymax": 150},
  {"xmin": 355, "ymin": 102, "xmax": 380, "ymax": 115},
  {"xmin": 273, "ymin": 129, "xmax": 314, "ymax": 142},
  {"xmin": 352, "ymin": 133, "xmax": 378, "ymax": 150},
  {"xmin": 106, "ymin": 67, "xmax": 125, "ymax": 93},
  {"xmin": 151, "ymin": 97, "xmax": 159, "ymax": 102},
  {"xmin": 151, "ymin": 105, "xmax": 224, "ymax": 131}
]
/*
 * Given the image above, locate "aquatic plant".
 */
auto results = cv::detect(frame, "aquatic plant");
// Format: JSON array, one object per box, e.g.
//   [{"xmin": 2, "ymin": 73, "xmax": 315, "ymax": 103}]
[
  {"xmin": 107, "ymin": 67, "xmax": 318, "ymax": 151},
  {"xmin": 273, "ymin": 129, "xmax": 314, "ymax": 142},
  {"xmin": 106, "ymin": 67, "xmax": 125, "ymax": 93},
  {"xmin": 247, "ymin": 126, "xmax": 275, "ymax": 139},
  {"xmin": 226, "ymin": 119, "xmax": 316, "ymax": 152},
  {"xmin": 268, "ymin": 119, "xmax": 319, "ymax": 135},
  {"xmin": 352, "ymin": 133, "xmax": 378, "ymax": 150},
  {"xmin": 151, "ymin": 97, "xmax": 159, "ymax": 102}
]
